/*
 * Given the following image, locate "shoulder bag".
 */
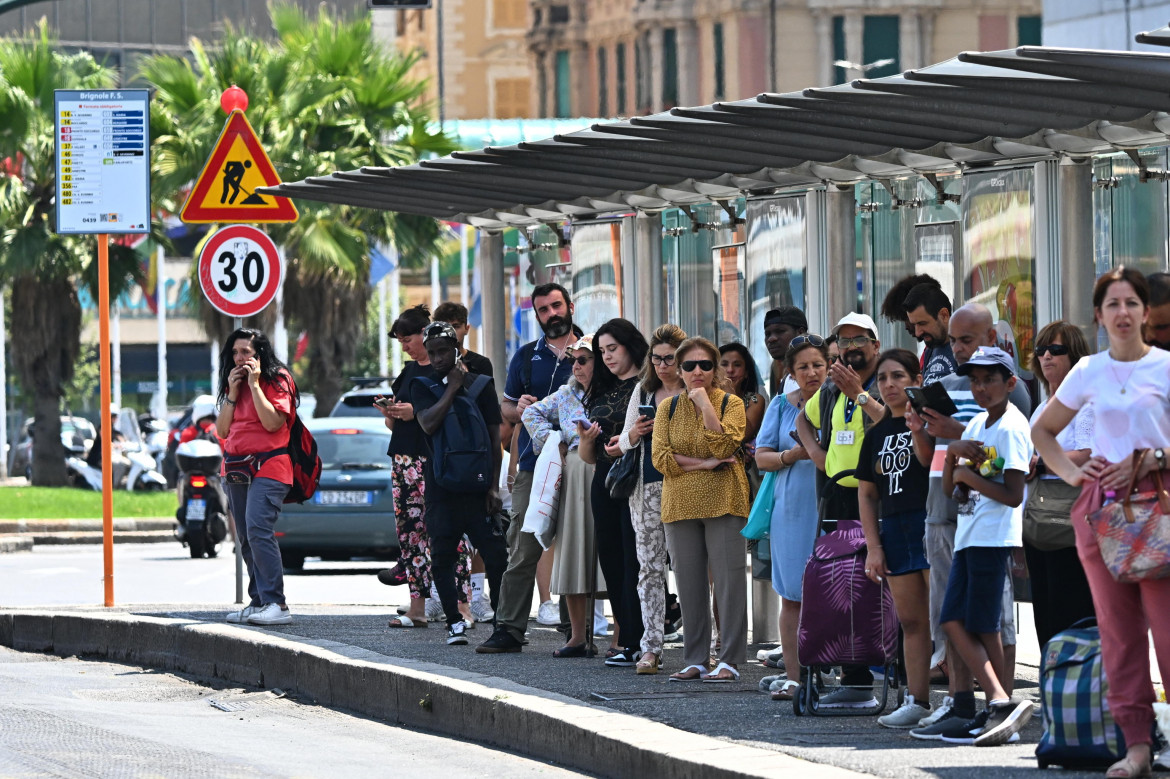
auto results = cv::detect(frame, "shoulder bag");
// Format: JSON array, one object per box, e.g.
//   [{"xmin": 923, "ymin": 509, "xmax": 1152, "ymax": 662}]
[
  {"xmin": 1023, "ymin": 476, "xmax": 1079, "ymax": 551},
  {"xmin": 1085, "ymin": 449, "xmax": 1170, "ymax": 582}
]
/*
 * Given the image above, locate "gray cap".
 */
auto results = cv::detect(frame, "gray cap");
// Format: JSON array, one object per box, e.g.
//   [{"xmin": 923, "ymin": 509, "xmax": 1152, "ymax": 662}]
[{"xmin": 956, "ymin": 346, "xmax": 1016, "ymax": 376}]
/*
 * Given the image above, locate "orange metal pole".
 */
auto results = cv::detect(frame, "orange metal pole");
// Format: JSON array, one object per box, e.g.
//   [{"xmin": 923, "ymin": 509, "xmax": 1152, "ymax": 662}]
[{"xmin": 98, "ymin": 235, "xmax": 114, "ymax": 607}]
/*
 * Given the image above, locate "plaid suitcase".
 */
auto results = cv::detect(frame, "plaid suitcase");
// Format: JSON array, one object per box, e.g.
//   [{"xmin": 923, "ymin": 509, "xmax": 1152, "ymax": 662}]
[{"xmin": 1036, "ymin": 620, "xmax": 1126, "ymax": 769}]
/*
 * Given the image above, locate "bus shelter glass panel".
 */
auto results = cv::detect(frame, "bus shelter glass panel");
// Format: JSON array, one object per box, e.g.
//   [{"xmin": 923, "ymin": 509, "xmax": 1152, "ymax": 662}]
[
  {"xmin": 962, "ymin": 168, "xmax": 1036, "ymax": 381},
  {"xmin": 662, "ymin": 204, "xmax": 738, "ymax": 344},
  {"xmin": 570, "ymin": 220, "xmax": 623, "ymax": 333},
  {"xmin": 744, "ymin": 195, "xmax": 806, "ymax": 381},
  {"xmin": 1092, "ymin": 149, "xmax": 1169, "ymax": 277},
  {"xmin": 713, "ymin": 242, "xmax": 746, "ymax": 345},
  {"xmin": 508, "ymin": 225, "xmax": 572, "ymax": 354}
]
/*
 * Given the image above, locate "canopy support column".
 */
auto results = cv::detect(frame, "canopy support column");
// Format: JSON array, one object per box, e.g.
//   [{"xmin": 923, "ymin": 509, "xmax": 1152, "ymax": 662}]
[
  {"xmin": 634, "ymin": 211, "xmax": 663, "ymax": 331},
  {"xmin": 481, "ymin": 230, "xmax": 507, "ymax": 384},
  {"xmin": 827, "ymin": 184, "xmax": 857, "ymax": 325},
  {"xmin": 1059, "ymin": 156, "xmax": 1096, "ymax": 346}
]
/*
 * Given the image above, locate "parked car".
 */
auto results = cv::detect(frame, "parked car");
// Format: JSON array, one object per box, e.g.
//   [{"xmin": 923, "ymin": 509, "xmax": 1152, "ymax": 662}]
[
  {"xmin": 275, "ymin": 417, "xmax": 397, "ymax": 571},
  {"xmin": 329, "ymin": 377, "xmax": 393, "ymax": 418},
  {"xmin": 12, "ymin": 415, "xmax": 96, "ymax": 480}
]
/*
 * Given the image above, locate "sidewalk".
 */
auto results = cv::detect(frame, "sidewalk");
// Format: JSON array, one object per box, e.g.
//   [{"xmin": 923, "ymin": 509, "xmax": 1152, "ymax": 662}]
[{"xmin": 0, "ymin": 603, "xmax": 1110, "ymax": 779}]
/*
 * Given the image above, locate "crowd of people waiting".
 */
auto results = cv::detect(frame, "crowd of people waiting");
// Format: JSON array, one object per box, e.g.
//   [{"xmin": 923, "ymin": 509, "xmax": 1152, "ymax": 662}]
[{"xmin": 217, "ymin": 270, "xmax": 1170, "ymax": 778}]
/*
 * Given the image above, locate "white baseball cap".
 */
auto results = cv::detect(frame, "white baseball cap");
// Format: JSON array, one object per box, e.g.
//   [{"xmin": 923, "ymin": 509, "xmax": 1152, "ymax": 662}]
[{"xmin": 831, "ymin": 312, "xmax": 879, "ymax": 339}]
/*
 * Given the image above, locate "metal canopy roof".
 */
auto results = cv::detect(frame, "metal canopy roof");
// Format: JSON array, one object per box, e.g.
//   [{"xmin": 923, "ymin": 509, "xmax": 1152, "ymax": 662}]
[{"xmin": 259, "ymin": 45, "xmax": 1170, "ymax": 230}]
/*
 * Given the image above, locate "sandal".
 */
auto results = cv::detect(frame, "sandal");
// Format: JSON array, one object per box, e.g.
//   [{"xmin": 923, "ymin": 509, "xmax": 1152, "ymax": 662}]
[
  {"xmin": 668, "ymin": 664, "xmax": 708, "ymax": 682},
  {"xmin": 387, "ymin": 615, "xmax": 427, "ymax": 628},
  {"xmin": 1106, "ymin": 756, "xmax": 1152, "ymax": 779},
  {"xmin": 701, "ymin": 662, "xmax": 740, "ymax": 683},
  {"xmin": 605, "ymin": 647, "xmax": 621, "ymax": 659},
  {"xmin": 553, "ymin": 642, "xmax": 596, "ymax": 658},
  {"xmin": 770, "ymin": 679, "xmax": 801, "ymax": 700},
  {"xmin": 635, "ymin": 653, "xmax": 660, "ymax": 675},
  {"xmin": 930, "ymin": 660, "xmax": 949, "ymax": 686}
]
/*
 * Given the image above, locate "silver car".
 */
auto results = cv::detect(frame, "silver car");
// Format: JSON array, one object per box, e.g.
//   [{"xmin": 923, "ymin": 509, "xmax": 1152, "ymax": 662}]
[{"xmin": 275, "ymin": 417, "xmax": 398, "ymax": 571}]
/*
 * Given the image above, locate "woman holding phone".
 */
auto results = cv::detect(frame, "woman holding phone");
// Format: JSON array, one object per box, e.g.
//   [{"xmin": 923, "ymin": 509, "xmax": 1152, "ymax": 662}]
[
  {"xmin": 216, "ymin": 328, "xmax": 299, "ymax": 626},
  {"xmin": 617, "ymin": 324, "xmax": 688, "ymax": 674}
]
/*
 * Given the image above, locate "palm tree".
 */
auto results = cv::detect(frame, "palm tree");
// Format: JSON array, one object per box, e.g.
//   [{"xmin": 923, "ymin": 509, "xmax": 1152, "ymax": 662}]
[
  {"xmin": 0, "ymin": 20, "xmax": 146, "ymax": 485},
  {"xmin": 143, "ymin": 2, "xmax": 458, "ymax": 414}
]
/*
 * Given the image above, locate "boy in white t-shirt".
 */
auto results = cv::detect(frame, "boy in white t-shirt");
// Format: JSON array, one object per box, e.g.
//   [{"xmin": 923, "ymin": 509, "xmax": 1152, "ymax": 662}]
[{"xmin": 939, "ymin": 347, "xmax": 1035, "ymax": 747}]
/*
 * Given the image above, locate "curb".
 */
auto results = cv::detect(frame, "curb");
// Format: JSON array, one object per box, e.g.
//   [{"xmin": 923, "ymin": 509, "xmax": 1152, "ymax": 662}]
[
  {"xmin": 0, "ymin": 519, "xmax": 176, "ymax": 533},
  {"xmin": 0, "ymin": 610, "xmax": 861, "ymax": 779},
  {"xmin": 0, "ymin": 536, "xmax": 32, "ymax": 553}
]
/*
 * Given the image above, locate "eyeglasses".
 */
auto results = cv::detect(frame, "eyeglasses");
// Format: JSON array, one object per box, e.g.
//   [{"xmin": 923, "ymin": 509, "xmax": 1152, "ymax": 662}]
[
  {"xmin": 1034, "ymin": 343, "xmax": 1069, "ymax": 357},
  {"xmin": 650, "ymin": 354, "xmax": 676, "ymax": 366},
  {"xmin": 787, "ymin": 334, "xmax": 826, "ymax": 351},
  {"xmin": 680, "ymin": 359, "xmax": 715, "ymax": 372},
  {"xmin": 571, "ymin": 354, "xmax": 592, "ymax": 365},
  {"xmin": 837, "ymin": 335, "xmax": 874, "ymax": 350}
]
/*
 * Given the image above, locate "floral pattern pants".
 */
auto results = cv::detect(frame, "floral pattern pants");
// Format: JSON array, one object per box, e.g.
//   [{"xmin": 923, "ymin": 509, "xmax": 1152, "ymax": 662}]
[
  {"xmin": 391, "ymin": 454, "xmax": 470, "ymax": 603},
  {"xmin": 630, "ymin": 480, "xmax": 668, "ymax": 655}
]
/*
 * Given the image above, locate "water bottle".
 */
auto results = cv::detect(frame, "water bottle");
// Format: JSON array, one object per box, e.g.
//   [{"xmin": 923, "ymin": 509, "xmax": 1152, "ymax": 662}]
[{"xmin": 1102, "ymin": 489, "xmax": 1117, "ymax": 507}]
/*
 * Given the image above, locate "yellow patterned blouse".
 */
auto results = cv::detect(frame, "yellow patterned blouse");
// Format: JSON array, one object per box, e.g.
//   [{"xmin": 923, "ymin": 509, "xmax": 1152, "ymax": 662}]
[{"xmin": 651, "ymin": 388, "xmax": 751, "ymax": 523}]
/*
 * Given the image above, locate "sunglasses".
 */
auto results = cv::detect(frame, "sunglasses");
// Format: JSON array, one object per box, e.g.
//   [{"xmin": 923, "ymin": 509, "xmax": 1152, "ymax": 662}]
[
  {"xmin": 837, "ymin": 335, "xmax": 875, "ymax": 350},
  {"xmin": 787, "ymin": 334, "xmax": 826, "ymax": 351},
  {"xmin": 650, "ymin": 354, "xmax": 676, "ymax": 366},
  {"xmin": 681, "ymin": 359, "xmax": 715, "ymax": 372},
  {"xmin": 1035, "ymin": 343, "xmax": 1069, "ymax": 357},
  {"xmin": 571, "ymin": 354, "xmax": 592, "ymax": 365}
]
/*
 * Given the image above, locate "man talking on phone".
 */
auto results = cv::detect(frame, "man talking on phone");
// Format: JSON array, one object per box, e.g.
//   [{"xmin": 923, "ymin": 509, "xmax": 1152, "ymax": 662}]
[{"xmin": 905, "ymin": 303, "xmax": 1032, "ymax": 740}]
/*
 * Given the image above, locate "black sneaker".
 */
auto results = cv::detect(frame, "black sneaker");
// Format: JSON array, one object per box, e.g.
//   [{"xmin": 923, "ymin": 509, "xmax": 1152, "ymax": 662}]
[
  {"xmin": 475, "ymin": 627, "xmax": 523, "ymax": 654},
  {"xmin": 910, "ymin": 707, "xmax": 978, "ymax": 741},
  {"xmin": 377, "ymin": 565, "xmax": 407, "ymax": 586},
  {"xmin": 604, "ymin": 649, "xmax": 640, "ymax": 667},
  {"xmin": 939, "ymin": 709, "xmax": 991, "ymax": 745},
  {"xmin": 974, "ymin": 699, "xmax": 1034, "ymax": 747},
  {"xmin": 446, "ymin": 621, "xmax": 469, "ymax": 646}
]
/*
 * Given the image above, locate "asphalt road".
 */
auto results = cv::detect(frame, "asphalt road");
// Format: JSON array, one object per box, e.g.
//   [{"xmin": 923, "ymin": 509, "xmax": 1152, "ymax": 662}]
[{"xmin": 0, "ymin": 646, "xmax": 588, "ymax": 778}]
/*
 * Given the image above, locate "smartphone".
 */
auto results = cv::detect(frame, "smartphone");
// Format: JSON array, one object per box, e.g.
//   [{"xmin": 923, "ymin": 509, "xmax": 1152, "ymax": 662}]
[
  {"xmin": 905, "ymin": 383, "xmax": 959, "ymax": 417},
  {"xmin": 638, "ymin": 404, "xmax": 657, "ymax": 418},
  {"xmin": 789, "ymin": 430, "xmax": 802, "ymax": 445},
  {"xmin": 374, "ymin": 396, "xmax": 394, "ymax": 408}
]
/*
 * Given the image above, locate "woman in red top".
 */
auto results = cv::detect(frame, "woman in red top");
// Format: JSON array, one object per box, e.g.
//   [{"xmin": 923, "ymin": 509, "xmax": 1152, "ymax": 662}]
[{"xmin": 215, "ymin": 328, "xmax": 298, "ymax": 627}]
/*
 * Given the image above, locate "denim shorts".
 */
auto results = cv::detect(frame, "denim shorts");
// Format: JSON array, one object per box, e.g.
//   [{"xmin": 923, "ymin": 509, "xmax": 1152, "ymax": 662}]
[
  {"xmin": 879, "ymin": 509, "xmax": 929, "ymax": 576},
  {"xmin": 939, "ymin": 546, "xmax": 1012, "ymax": 635}
]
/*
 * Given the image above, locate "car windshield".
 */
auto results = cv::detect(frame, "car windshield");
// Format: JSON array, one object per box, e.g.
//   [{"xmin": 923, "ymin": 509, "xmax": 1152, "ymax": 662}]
[
  {"xmin": 330, "ymin": 394, "xmax": 384, "ymax": 417},
  {"xmin": 315, "ymin": 431, "xmax": 392, "ymax": 470}
]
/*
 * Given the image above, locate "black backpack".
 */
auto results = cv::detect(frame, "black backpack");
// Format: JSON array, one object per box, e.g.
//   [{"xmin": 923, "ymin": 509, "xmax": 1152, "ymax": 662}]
[{"xmin": 414, "ymin": 374, "xmax": 494, "ymax": 492}]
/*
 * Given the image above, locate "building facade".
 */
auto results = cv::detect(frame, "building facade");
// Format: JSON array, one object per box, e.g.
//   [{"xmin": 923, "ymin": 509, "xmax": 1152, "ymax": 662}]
[{"xmin": 1043, "ymin": 0, "xmax": 1170, "ymax": 52}]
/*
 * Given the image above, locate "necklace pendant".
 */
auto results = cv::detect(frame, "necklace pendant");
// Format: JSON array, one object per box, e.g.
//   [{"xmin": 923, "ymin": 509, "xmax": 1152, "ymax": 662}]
[{"xmin": 1121, "ymin": 388, "xmax": 1127, "ymax": 394}]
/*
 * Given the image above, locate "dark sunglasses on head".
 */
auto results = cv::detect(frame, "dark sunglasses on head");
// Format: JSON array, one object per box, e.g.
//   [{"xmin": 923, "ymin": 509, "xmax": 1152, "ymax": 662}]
[
  {"xmin": 571, "ymin": 354, "xmax": 592, "ymax": 365},
  {"xmin": 681, "ymin": 359, "xmax": 715, "ymax": 372},
  {"xmin": 1035, "ymin": 343, "xmax": 1069, "ymax": 357},
  {"xmin": 650, "ymin": 354, "xmax": 676, "ymax": 366},
  {"xmin": 787, "ymin": 334, "xmax": 826, "ymax": 352}
]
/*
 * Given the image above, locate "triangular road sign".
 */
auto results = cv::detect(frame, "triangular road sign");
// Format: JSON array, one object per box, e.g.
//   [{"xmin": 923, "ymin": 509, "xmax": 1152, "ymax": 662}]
[{"xmin": 179, "ymin": 110, "xmax": 299, "ymax": 224}]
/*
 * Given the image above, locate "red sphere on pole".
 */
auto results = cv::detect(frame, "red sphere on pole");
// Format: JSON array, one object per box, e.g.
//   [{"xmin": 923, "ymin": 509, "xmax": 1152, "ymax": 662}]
[{"xmin": 220, "ymin": 85, "xmax": 249, "ymax": 114}]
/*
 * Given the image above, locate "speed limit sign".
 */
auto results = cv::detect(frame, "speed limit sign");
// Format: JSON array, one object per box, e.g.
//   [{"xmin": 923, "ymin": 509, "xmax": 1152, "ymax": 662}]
[{"xmin": 197, "ymin": 224, "xmax": 282, "ymax": 318}]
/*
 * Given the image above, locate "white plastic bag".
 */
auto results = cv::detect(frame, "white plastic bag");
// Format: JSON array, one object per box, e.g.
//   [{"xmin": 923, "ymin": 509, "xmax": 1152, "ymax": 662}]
[{"xmin": 522, "ymin": 430, "xmax": 562, "ymax": 549}]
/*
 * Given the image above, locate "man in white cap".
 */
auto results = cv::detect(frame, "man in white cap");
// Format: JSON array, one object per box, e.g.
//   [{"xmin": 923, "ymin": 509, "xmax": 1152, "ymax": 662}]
[{"xmin": 796, "ymin": 311, "xmax": 885, "ymax": 708}]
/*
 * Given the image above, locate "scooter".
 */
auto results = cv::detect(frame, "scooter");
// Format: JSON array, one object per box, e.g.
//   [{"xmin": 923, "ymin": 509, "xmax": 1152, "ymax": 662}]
[{"xmin": 174, "ymin": 437, "xmax": 229, "ymax": 559}]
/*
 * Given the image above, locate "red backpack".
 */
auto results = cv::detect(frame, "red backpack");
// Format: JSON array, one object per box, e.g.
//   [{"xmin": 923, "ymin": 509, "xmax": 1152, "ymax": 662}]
[{"xmin": 284, "ymin": 414, "xmax": 321, "ymax": 504}]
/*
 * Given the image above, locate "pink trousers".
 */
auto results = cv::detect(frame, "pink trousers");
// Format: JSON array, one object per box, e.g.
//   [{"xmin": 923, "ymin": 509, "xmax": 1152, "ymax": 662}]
[{"xmin": 1072, "ymin": 477, "xmax": 1170, "ymax": 748}]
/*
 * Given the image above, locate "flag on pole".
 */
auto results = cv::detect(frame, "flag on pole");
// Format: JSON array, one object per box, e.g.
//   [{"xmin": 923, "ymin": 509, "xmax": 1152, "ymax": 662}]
[
  {"xmin": 468, "ymin": 229, "xmax": 483, "ymax": 328},
  {"xmin": 369, "ymin": 243, "xmax": 397, "ymax": 286}
]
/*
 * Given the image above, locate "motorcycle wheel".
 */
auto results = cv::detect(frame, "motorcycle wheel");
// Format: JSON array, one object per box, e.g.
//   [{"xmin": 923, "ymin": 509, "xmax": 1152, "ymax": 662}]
[{"xmin": 188, "ymin": 532, "xmax": 207, "ymax": 559}]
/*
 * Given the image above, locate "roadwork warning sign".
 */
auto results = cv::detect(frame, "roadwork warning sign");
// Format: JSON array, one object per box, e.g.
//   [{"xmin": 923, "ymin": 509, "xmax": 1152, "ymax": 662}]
[{"xmin": 179, "ymin": 110, "xmax": 298, "ymax": 224}]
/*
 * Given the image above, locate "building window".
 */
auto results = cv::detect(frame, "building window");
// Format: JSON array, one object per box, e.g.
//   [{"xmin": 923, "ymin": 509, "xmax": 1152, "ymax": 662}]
[
  {"xmin": 616, "ymin": 43, "xmax": 627, "ymax": 115},
  {"xmin": 492, "ymin": 0, "xmax": 526, "ymax": 30},
  {"xmin": 635, "ymin": 37, "xmax": 646, "ymax": 111},
  {"xmin": 555, "ymin": 49, "xmax": 571, "ymax": 117},
  {"xmin": 1017, "ymin": 15, "xmax": 1042, "ymax": 46},
  {"xmin": 862, "ymin": 15, "xmax": 899, "ymax": 79},
  {"xmin": 549, "ymin": 5, "xmax": 570, "ymax": 24},
  {"xmin": 833, "ymin": 16, "xmax": 846, "ymax": 84},
  {"xmin": 494, "ymin": 77, "xmax": 529, "ymax": 119},
  {"xmin": 663, "ymin": 28, "xmax": 678, "ymax": 108},
  {"xmin": 597, "ymin": 46, "xmax": 608, "ymax": 117},
  {"xmin": 713, "ymin": 22, "xmax": 725, "ymax": 101},
  {"xmin": 396, "ymin": 11, "xmax": 405, "ymax": 37}
]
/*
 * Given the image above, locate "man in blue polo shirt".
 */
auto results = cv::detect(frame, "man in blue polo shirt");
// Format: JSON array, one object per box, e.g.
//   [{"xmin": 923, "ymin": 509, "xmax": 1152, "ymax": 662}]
[{"xmin": 478, "ymin": 282, "xmax": 582, "ymax": 653}]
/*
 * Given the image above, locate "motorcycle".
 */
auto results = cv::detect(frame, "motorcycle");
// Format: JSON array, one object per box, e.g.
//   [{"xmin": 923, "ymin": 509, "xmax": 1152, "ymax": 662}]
[
  {"xmin": 64, "ymin": 408, "xmax": 168, "ymax": 491},
  {"xmin": 174, "ymin": 437, "xmax": 230, "ymax": 559}
]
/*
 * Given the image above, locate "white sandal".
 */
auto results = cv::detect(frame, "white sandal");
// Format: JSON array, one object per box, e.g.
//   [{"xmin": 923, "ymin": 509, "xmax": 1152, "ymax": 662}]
[
  {"xmin": 770, "ymin": 679, "xmax": 801, "ymax": 700},
  {"xmin": 668, "ymin": 664, "xmax": 707, "ymax": 682},
  {"xmin": 702, "ymin": 662, "xmax": 740, "ymax": 683}
]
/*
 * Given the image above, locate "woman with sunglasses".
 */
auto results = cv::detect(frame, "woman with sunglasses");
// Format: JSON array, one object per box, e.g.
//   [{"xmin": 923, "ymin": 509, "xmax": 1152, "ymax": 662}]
[
  {"xmin": 616, "ymin": 324, "xmax": 688, "ymax": 674},
  {"xmin": 522, "ymin": 334, "xmax": 603, "ymax": 658},
  {"xmin": 579, "ymin": 318, "xmax": 650, "ymax": 667},
  {"xmin": 1024, "ymin": 321, "xmax": 1095, "ymax": 649},
  {"xmin": 755, "ymin": 334, "xmax": 828, "ymax": 699},
  {"xmin": 652, "ymin": 337, "xmax": 751, "ymax": 682}
]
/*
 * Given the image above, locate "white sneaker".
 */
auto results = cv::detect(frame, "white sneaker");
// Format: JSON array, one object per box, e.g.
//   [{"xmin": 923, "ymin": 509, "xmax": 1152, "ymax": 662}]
[
  {"xmin": 537, "ymin": 599, "xmax": 560, "ymax": 626},
  {"xmin": 226, "ymin": 605, "xmax": 259, "ymax": 624},
  {"xmin": 878, "ymin": 694, "xmax": 932, "ymax": 729},
  {"xmin": 424, "ymin": 598, "xmax": 445, "ymax": 621},
  {"xmin": 919, "ymin": 695, "xmax": 954, "ymax": 727},
  {"xmin": 469, "ymin": 598, "xmax": 495, "ymax": 623},
  {"xmin": 246, "ymin": 603, "xmax": 292, "ymax": 625}
]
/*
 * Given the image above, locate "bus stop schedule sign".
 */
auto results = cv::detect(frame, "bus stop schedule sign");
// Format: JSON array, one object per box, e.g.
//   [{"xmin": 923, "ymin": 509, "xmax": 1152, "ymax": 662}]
[
  {"xmin": 198, "ymin": 224, "xmax": 282, "ymax": 318},
  {"xmin": 53, "ymin": 89, "xmax": 151, "ymax": 235}
]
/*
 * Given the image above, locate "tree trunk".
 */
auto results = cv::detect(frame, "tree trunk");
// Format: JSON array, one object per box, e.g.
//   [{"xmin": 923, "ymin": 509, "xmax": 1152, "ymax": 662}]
[
  {"xmin": 11, "ymin": 276, "xmax": 81, "ymax": 486},
  {"xmin": 287, "ymin": 271, "xmax": 370, "ymax": 417}
]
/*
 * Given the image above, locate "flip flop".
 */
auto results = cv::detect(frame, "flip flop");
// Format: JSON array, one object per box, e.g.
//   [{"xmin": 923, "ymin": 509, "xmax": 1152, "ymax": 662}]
[
  {"xmin": 553, "ymin": 642, "xmax": 597, "ymax": 658},
  {"xmin": 702, "ymin": 662, "xmax": 740, "ymax": 683},
  {"xmin": 387, "ymin": 615, "xmax": 427, "ymax": 628},
  {"xmin": 770, "ymin": 679, "xmax": 801, "ymax": 700},
  {"xmin": 668, "ymin": 664, "xmax": 707, "ymax": 682}
]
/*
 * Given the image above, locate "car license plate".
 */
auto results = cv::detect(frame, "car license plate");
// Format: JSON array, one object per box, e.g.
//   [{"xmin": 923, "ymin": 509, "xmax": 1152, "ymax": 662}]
[
  {"xmin": 314, "ymin": 490, "xmax": 373, "ymax": 506},
  {"xmin": 186, "ymin": 498, "xmax": 206, "ymax": 521}
]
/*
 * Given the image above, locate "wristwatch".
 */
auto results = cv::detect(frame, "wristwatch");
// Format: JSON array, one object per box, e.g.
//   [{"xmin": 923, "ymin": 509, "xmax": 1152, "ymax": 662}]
[
  {"xmin": 856, "ymin": 391, "xmax": 871, "ymax": 406},
  {"xmin": 1155, "ymin": 448, "xmax": 1166, "ymax": 470}
]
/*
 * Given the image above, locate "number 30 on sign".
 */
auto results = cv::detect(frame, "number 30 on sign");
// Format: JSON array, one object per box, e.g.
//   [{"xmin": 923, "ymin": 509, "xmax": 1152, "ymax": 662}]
[{"xmin": 197, "ymin": 224, "xmax": 282, "ymax": 318}]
